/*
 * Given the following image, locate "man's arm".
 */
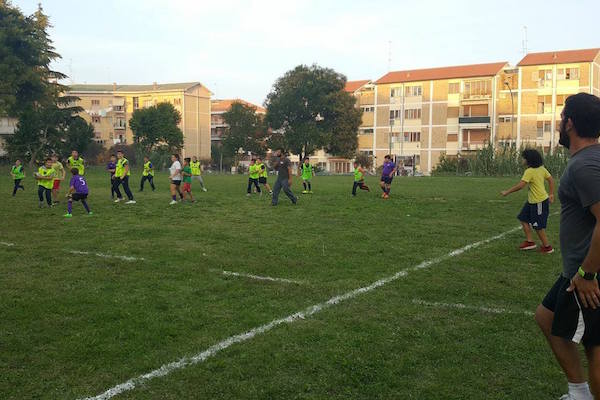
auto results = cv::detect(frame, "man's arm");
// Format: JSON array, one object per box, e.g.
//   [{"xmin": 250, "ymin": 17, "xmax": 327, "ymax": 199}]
[
  {"xmin": 568, "ymin": 202, "xmax": 600, "ymax": 308},
  {"xmin": 501, "ymin": 180, "xmax": 527, "ymax": 196}
]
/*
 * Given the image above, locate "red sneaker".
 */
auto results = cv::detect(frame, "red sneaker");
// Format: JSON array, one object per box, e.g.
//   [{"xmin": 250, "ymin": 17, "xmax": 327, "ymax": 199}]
[
  {"xmin": 519, "ymin": 241, "xmax": 536, "ymax": 251},
  {"xmin": 383, "ymin": 193, "xmax": 389, "ymax": 199},
  {"xmin": 540, "ymin": 245, "xmax": 554, "ymax": 254}
]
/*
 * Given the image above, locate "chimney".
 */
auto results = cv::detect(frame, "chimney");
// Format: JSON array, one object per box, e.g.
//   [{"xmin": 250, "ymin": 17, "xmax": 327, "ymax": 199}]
[
  {"xmin": 553, "ymin": 53, "xmax": 558, "ymax": 60},
  {"xmin": 153, "ymin": 81, "xmax": 158, "ymax": 90},
  {"xmin": 112, "ymin": 82, "xmax": 117, "ymax": 91}
]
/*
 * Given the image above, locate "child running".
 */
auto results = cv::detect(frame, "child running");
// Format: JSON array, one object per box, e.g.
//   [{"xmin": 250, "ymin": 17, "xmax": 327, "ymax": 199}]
[
  {"xmin": 501, "ymin": 149, "xmax": 554, "ymax": 253},
  {"xmin": 67, "ymin": 150, "xmax": 85, "ymax": 175},
  {"xmin": 169, "ymin": 154, "xmax": 184, "ymax": 205},
  {"xmin": 181, "ymin": 158, "xmax": 195, "ymax": 202},
  {"xmin": 64, "ymin": 168, "xmax": 92, "ymax": 217},
  {"xmin": 113, "ymin": 150, "xmax": 136, "ymax": 204},
  {"xmin": 51, "ymin": 154, "xmax": 65, "ymax": 204},
  {"xmin": 247, "ymin": 158, "xmax": 261, "ymax": 196},
  {"xmin": 35, "ymin": 157, "xmax": 55, "ymax": 208},
  {"xmin": 190, "ymin": 156, "xmax": 207, "ymax": 192},
  {"xmin": 140, "ymin": 156, "xmax": 155, "ymax": 192},
  {"xmin": 107, "ymin": 154, "xmax": 117, "ymax": 199},
  {"xmin": 352, "ymin": 161, "xmax": 370, "ymax": 196},
  {"xmin": 10, "ymin": 159, "xmax": 25, "ymax": 196},
  {"xmin": 380, "ymin": 155, "xmax": 397, "ymax": 199},
  {"xmin": 256, "ymin": 157, "xmax": 272, "ymax": 195},
  {"xmin": 300, "ymin": 157, "xmax": 315, "ymax": 194}
]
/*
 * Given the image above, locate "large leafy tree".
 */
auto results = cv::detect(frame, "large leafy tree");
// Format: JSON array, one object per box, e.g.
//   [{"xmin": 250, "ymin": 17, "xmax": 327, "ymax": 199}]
[
  {"xmin": 2, "ymin": 2, "xmax": 89, "ymax": 165},
  {"xmin": 222, "ymin": 102, "xmax": 267, "ymax": 160},
  {"xmin": 265, "ymin": 64, "xmax": 362, "ymax": 160},
  {"xmin": 129, "ymin": 102, "xmax": 184, "ymax": 153}
]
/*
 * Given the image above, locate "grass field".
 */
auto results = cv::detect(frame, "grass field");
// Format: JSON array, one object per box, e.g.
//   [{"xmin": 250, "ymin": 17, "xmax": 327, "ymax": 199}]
[{"xmin": 0, "ymin": 167, "xmax": 568, "ymax": 399}]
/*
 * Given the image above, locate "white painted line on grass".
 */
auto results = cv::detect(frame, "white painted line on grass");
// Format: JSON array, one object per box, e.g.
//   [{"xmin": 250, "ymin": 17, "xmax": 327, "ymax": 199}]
[
  {"xmin": 218, "ymin": 270, "xmax": 305, "ymax": 285},
  {"xmin": 69, "ymin": 251, "xmax": 145, "ymax": 262},
  {"xmin": 79, "ymin": 224, "xmax": 521, "ymax": 400},
  {"xmin": 412, "ymin": 299, "xmax": 534, "ymax": 316},
  {"xmin": 0, "ymin": 241, "xmax": 15, "ymax": 247}
]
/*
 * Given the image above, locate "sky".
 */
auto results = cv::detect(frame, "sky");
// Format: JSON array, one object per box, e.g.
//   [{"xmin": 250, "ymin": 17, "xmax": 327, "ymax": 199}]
[{"xmin": 11, "ymin": 0, "xmax": 600, "ymax": 105}]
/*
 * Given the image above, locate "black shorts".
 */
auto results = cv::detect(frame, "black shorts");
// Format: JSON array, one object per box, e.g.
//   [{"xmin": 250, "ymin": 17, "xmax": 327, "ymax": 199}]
[
  {"xmin": 518, "ymin": 199, "xmax": 550, "ymax": 230},
  {"xmin": 72, "ymin": 193, "xmax": 88, "ymax": 201},
  {"xmin": 380, "ymin": 176, "xmax": 393, "ymax": 185},
  {"xmin": 259, "ymin": 177, "xmax": 267, "ymax": 184},
  {"xmin": 171, "ymin": 180, "xmax": 181, "ymax": 186},
  {"xmin": 542, "ymin": 275, "xmax": 600, "ymax": 347}
]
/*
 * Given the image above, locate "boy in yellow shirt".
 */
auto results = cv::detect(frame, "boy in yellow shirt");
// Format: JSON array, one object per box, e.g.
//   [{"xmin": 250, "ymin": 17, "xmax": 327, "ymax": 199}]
[{"xmin": 501, "ymin": 149, "xmax": 555, "ymax": 253}]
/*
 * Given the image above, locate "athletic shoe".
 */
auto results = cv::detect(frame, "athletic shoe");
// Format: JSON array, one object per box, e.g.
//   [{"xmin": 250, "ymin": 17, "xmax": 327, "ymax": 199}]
[
  {"xmin": 246, "ymin": 193, "xmax": 251, "ymax": 197},
  {"xmin": 383, "ymin": 193, "xmax": 389, "ymax": 199},
  {"xmin": 540, "ymin": 245, "xmax": 554, "ymax": 254},
  {"xmin": 125, "ymin": 200, "xmax": 136, "ymax": 204},
  {"xmin": 302, "ymin": 190, "xmax": 308, "ymax": 194},
  {"xmin": 87, "ymin": 212, "xmax": 93, "ymax": 216},
  {"xmin": 202, "ymin": 188, "xmax": 207, "ymax": 192},
  {"xmin": 114, "ymin": 198, "xmax": 122, "ymax": 203},
  {"xmin": 309, "ymin": 190, "xmax": 313, "ymax": 194},
  {"xmin": 63, "ymin": 213, "xmax": 72, "ymax": 218},
  {"xmin": 519, "ymin": 241, "xmax": 537, "ymax": 251},
  {"xmin": 169, "ymin": 200, "xmax": 177, "ymax": 205},
  {"xmin": 381, "ymin": 193, "xmax": 386, "ymax": 198},
  {"xmin": 38, "ymin": 202, "xmax": 44, "ymax": 208},
  {"xmin": 269, "ymin": 191, "xmax": 273, "ymax": 195},
  {"xmin": 559, "ymin": 395, "xmax": 576, "ymax": 400}
]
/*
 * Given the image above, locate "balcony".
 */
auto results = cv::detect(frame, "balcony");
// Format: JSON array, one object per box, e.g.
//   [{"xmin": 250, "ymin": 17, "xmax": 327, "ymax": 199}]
[
  {"xmin": 113, "ymin": 121, "xmax": 126, "ymax": 130},
  {"xmin": 458, "ymin": 116, "xmax": 491, "ymax": 124}
]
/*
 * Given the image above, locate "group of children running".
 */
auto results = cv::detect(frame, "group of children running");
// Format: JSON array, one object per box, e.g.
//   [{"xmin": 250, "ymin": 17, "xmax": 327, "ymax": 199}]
[{"xmin": 10, "ymin": 147, "xmax": 556, "ymax": 253}]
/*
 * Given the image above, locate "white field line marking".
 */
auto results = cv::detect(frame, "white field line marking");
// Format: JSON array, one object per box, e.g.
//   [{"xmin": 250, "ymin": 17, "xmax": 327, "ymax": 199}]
[
  {"xmin": 79, "ymin": 225, "xmax": 521, "ymax": 400},
  {"xmin": 412, "ymin": 299, "xmax": 534, "ymax": 316},
  {"xmin": 69, "ymin": 251, "xmax": 144, "ymax": 262},
  {"xmin": 218, "ymin": 270, "xmax": 305, "ymax": 285},
  {"xmin": 0, "ymin": 241, "xmax": 15, "ymax": 247}
]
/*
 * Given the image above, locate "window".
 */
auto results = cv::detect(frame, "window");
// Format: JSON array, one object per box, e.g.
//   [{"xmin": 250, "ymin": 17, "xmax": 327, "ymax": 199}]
[
  {"xmin": 463, "ymin": 80, "xmax": 491, "ymax": 98},
  {"xmin": 133, "ymin": 97, "xmax": 139, "ymax": 110},
  {"xmin": 92, "ymin": 116, "xmax": 101, "ymax": 124},
  {"xmin": 405, "ymin": 86, "xmax": 422, "ymax": 97},
  {"xmin": 174, "ymin": 98, "xmax": 182, "ymax": 106},
  {"xmin": 403, "ymin": 132, "xmax": 421, "ymax": 142},
  {"xmin": 91, "ymin": 99, "xmax": 100, "ymax": 106},
  {"xmin": 537, "ymin": 95, "xmax": 552, "ymax": 114},
  {"xmin": 390, "ymin": 88, "xmax": 400, "ymax": 97},
  {"xmin": 361, "ymin": 106, "xmax": 374, "ymax": 112},
  {"xmin": 566, "ymin": 68, "xmax": 579, "ymax": 80},
  {"xmin": 557, "ymin": 95, "xmax": 566, "ymax": 106},
  {"xmin": 448, "ymin": 82, "xmax": 460, "ymax": 94},
  {"xmin": 144, "ymin": 100, "xmax": 153, "ymax": 108},
  {"xmin": 389, "ymin": 109, "xmax": 401, "ymax": 124},
  {"xmin": 360, "ymin": 128, "xmax": 374, "ymax": 135},
  {"xmin": 537, "ymin": 121, "xmax": 551, "ymax": 138},
  {"xmin": 498, "ymin": 116, "xmax": 513, "ymax": 123},
  {"xmin": 404, "ymin": 108, "xmax": 422, "ymax": 120},
  {"xmin": 539, "ymin": 69, "xmax": 552, "ymax": 81}
]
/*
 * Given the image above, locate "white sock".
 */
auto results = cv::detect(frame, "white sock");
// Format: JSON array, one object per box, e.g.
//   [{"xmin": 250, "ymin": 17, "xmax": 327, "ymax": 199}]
[{"xmin": 568, "ymin": 382, "xmax": 593, "ymax": 400}]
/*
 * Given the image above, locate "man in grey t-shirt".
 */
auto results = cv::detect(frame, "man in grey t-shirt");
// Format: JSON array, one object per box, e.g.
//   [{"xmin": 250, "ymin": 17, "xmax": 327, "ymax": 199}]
[
  {"xmin": 270, "ymin": 148, "xmax": 297, "ymax": 206},
  {"xmin": 535, "ymin": 93, "xmax": 600, "ymax": 400}
]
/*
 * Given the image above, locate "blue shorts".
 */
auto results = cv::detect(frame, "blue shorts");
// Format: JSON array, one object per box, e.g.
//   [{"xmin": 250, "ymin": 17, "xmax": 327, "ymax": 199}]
[
  {"xmin": 517, "ymin": 199, "xmax": 550, "ymax": 230},
  {"xmin": 380, "ymin": 176, "xmax": 393, "ymax": 185}
]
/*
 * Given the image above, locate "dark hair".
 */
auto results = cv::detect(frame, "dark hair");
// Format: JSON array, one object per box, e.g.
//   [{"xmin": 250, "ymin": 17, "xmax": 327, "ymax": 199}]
[
  {"xmin": 110, "ymin": 154, "xmax": 116, "ymax": 157},
  {"xmin": 117, "ymin": 150, "xmax": 123, "ymax": 154},
  {"xmin": 45, "ymin": 157, "xmax": 52, "ymax": 162},
  {"xmin": 521, "ymin": 148, "xmax": 543, "ymax": 168},
  {"xmin": 384, "ymin": 155, "xmax": 391, "ymax": 160},
  {"xmin": 304, "ymin": 157, "xmax": 309, "ymax": 161},
  {"xmin": 71, "ymin": 168, "xmax": 79, "ymax": 175},
  {"xmin": 563, "ymin": 93, "xmax": 600, "ymax": 139},
  {"xmin": 172, "ymin": 154, "xmax": 180, "ymax": 160},
  {"xmin": 184, "ymin": 157, "xmax": 191, "ymax": 163},
  {"xmin": 256, "ymin": 157, "xmax": 262, "ymax": 161}
]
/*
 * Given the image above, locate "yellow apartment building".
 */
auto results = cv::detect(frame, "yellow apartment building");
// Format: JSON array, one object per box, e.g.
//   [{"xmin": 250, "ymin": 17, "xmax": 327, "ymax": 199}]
[
  {"xmin": 211, "ymin": 99, "xmax": 266, "ymax": 144},
  {"xmin": 67, "ymin": 82, "xmax": 212, "ymax": 160}
]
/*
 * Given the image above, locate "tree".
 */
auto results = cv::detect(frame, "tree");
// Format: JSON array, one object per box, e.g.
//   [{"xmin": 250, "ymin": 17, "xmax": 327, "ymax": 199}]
[
  {"xmin": 265, "ymin": 64, "xmax": 362, "ymax": 160},
  {"xmin": 221, "ymin": 102, "xmax": 267, "ymax": 163},
  {"xmin": 129, "ymin": 102, "xmax": 183, "ymax": 154}
]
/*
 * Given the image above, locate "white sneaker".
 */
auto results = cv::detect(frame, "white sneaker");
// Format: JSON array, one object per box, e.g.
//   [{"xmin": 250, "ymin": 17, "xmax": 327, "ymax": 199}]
[
  {"xmin": 125, "ymin": 200, "xmax": 136, "ymax": 204},
  {"xmin": 559, "ymin": 394, "xmax": 576, "ymax": 400},
  {"xmin": 169, "ymin": 200, "xmax": 177, "ymax": 205},
  {"xmin": 114, "ymin": 198, "xmax": 122, "ymax": 203},
  {"xmin": 202, "ymin": 188, "xmax": 207, "ymax": 192}
]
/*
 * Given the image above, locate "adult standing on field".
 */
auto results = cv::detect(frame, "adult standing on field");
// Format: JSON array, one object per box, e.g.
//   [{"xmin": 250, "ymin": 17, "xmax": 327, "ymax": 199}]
[
  {"xmin": 534, "ymin": 93, "xmax": 600, "ymax": 400},
  {"xmin": 113, "ymin": 150, "xmax": 136, "ymax": 204},
  {"xmin": 168, "ymin": 154, "xmax": 184, "ymax": 205},
  {"xmin": 271, "ymin": 149, "xmax": 297, "ymax": 206},
  {"xmin": 67, "ymin": 150, "xmax": 84, "ymax": 175}
]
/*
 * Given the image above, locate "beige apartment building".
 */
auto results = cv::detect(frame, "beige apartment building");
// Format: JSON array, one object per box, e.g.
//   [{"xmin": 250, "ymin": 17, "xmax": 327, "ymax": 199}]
[
  {"xmin": 211, "ymin": 99, "xmax": 266, "ymax": 143},
  {"xmin": 351, "ymin": 47, "xmax": 600, "ymax": 174},
  {"xmin": 68, "ymin": 82, "xmax": 212, "ymax": 160}
]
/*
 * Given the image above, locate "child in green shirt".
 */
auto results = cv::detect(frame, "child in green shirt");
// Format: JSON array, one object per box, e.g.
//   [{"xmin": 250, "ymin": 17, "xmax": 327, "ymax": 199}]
[
  {"xmin": 35, "ymin": 157, "xmax": 56, "ymax": 208},
  {"xmin": 181, "ymin": 158, "xmax": 195, "ymax": 203},
  {"xmin": 10, "ymin": 159, "xmax": 25, "ymax": 196}
]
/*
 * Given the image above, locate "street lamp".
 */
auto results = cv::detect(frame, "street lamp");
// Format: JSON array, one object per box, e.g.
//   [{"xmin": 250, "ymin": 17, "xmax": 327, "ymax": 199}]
[{"xmin": 504, "ymin": 81, "xmax": 515, "ymax": 146}]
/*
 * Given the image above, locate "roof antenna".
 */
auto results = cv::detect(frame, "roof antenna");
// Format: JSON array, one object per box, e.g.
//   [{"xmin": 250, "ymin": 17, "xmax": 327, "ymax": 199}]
[
  {"xmin": 522, "ymin": 26, "xmax": 528, "ymax": 55},
  {"xmin": 387, "ymin": 40, "xmax": 392, "ymax": 72}
]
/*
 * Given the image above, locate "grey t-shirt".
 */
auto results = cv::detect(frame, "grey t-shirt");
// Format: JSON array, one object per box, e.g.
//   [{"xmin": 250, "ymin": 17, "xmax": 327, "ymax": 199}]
[
  {"xmin": 275, "ymin": 156, "xmax": 291, "ymax": 181},
  {"xmin": 559, "ymin": 144, "xmax": 600, "ymax": 278}
]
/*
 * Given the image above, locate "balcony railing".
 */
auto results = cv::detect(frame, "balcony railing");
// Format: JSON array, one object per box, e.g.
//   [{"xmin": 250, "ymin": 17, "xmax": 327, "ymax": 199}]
[{"xmin": 458, "ymin": 116, "xmax": 491, "ymax": 124}]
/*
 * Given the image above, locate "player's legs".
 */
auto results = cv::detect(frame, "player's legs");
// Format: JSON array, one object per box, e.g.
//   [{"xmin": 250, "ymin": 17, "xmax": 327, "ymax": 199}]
[
  {"xmin": 13, "ymin": 179, "xmax": 21, "ymax": 196},
  {"xmin": 360, "ymin": 181, "xmax": 370, "ymax": 191},
  {"xmin": 585, "ymin": 346, "xmax": 600, "ymax": 399},
  {"xmin": 149, "ymin": 176, "xmax": 155, "ymax": 191},
  {"xmin": 247, "ymin": 178, "xmax": 253, "ymax": 194},
  {"xmin": 271, "ymin": 180, "xmax": 282, "ymax": 205},
  {"xmin": 302, "ymin": 180, "xmax": 307, "ymax": 191},
  {"xmin": 521, "ymin": 221, "xmax": 534, "ymax": 243},
  {"xmin": 37, "ymin": 185, "xmax": 44, "ymax": 204},
  {"xmin": 281, "ymin": 180, "xmax": 297, "ymax": 204},
  {"xmin": 121, "ymin": 176, "xmax": 134, "ymax": 201},
  {"xmin": 110, "ymin": 177, "xmax": 116, "ymax": 199},
  {"xmin": 535, "ymin": 228, "xmax": 550, "ymax": 248},
  {"xmin": 44, "ymin": 188, "xmax": 52, "ymax": 206},
  {"xmin": 379, "ymin": 179, "xmax": 386, "ymax": 192},
  {"xmin": 113, "ymin": 178, "xmax": 123, "ymax": 200},
  {"xmin": 535, "ymin": 304, "xmax": 586, "ymax": 383},
  {"xmin": 170, "ymin": 182, "xmax": 177, "ymax": 202},
  {"xmin": 254, "ymin": 179, "xmax": 261, "ymax": 193},
  {"xmin": 307, "ymin": 180, "xmax": 312, "ymax": 192},
  {"xmin": 140, "ymin": 176, "xmax": 147, "ymax": 191},
  {"xmin": 195, "ymin": 175, "xmax": 206, "ymax": 190},
  {"xmin": 352, "ymin": 181, "xmax": 359, "ymax": 196}
]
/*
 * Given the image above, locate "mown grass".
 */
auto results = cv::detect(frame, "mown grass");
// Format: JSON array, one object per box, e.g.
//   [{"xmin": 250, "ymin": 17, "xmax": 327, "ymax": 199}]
[{"xmin": 0, "ymin": 168, "xmax": 565, "ymax": 399}]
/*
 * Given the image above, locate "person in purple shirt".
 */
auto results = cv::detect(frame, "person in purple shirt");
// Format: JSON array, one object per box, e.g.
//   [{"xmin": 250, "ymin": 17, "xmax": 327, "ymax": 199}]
[
  {"xmin": 380, "ymin": 155, "xmax": 397, "ymax": 199},
  {"xmin": 107, "ymin": 154, "xmax": 117, "ymax": 199},
  {"xmin": 64, "ymin": 168, "xmax": 92, "ymax": 218}
]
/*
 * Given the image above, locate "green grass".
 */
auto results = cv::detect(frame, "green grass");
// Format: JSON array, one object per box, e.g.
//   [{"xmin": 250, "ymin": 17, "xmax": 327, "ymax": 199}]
[{"xmin": 0, "ymin": 168, "xmax": 566, "ymax": 399}]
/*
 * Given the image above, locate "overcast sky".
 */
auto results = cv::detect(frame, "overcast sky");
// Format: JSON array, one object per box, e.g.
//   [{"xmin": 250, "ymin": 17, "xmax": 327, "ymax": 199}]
[{"xmin": 11, "ymin": 0, "xmax": 600, "ymax": 105}]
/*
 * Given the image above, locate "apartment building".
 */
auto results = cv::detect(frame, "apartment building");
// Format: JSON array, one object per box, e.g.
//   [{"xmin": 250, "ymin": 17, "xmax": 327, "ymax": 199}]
[
  {"xmin": 211, "ymin": 99, "xmax": 266, "ymax": 143},
  {"xmin": 0, "ymin": 117, "xmax": 17, "ymax": 156},
  {"xmin": 68, "ymin": 82, "xmax": 212, "ymax": 159}
]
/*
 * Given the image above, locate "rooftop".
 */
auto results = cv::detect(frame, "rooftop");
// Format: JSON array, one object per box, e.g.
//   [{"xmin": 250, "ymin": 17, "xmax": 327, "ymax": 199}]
[
  {"xmin": 376, "ymin": 62, "xmax": 508, "ymax": 84},
  {"xmin": 344, "ymin": 80, "xmax": 371, "ymax": 93},
  {"xmin": 68, "ymin": 82, "xmax": 205, "ymax": 93},
  {"xmin": 518, "ymin": 48, "xmax": 600, "ymax": 66},
  {"xmin": 211, "ymin": 99, "xmax": 266, "ymax": 113}
]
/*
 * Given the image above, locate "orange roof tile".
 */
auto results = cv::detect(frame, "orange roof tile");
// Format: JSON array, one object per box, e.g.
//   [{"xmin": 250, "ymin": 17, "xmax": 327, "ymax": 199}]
[
  {"xmin": 518, "ymin": 48, "xmax": 600, "ymax": 66},
  {"xmin": 375, "ymin": 62, "xmax": 508, "ymax": 84},
  {"xmin": 344, "ymin": 80, "xmax": 370, "ymax": 93},
  {"xmin": 211, "ymin": 99, "xmax": 266, "ymax": 114}
]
